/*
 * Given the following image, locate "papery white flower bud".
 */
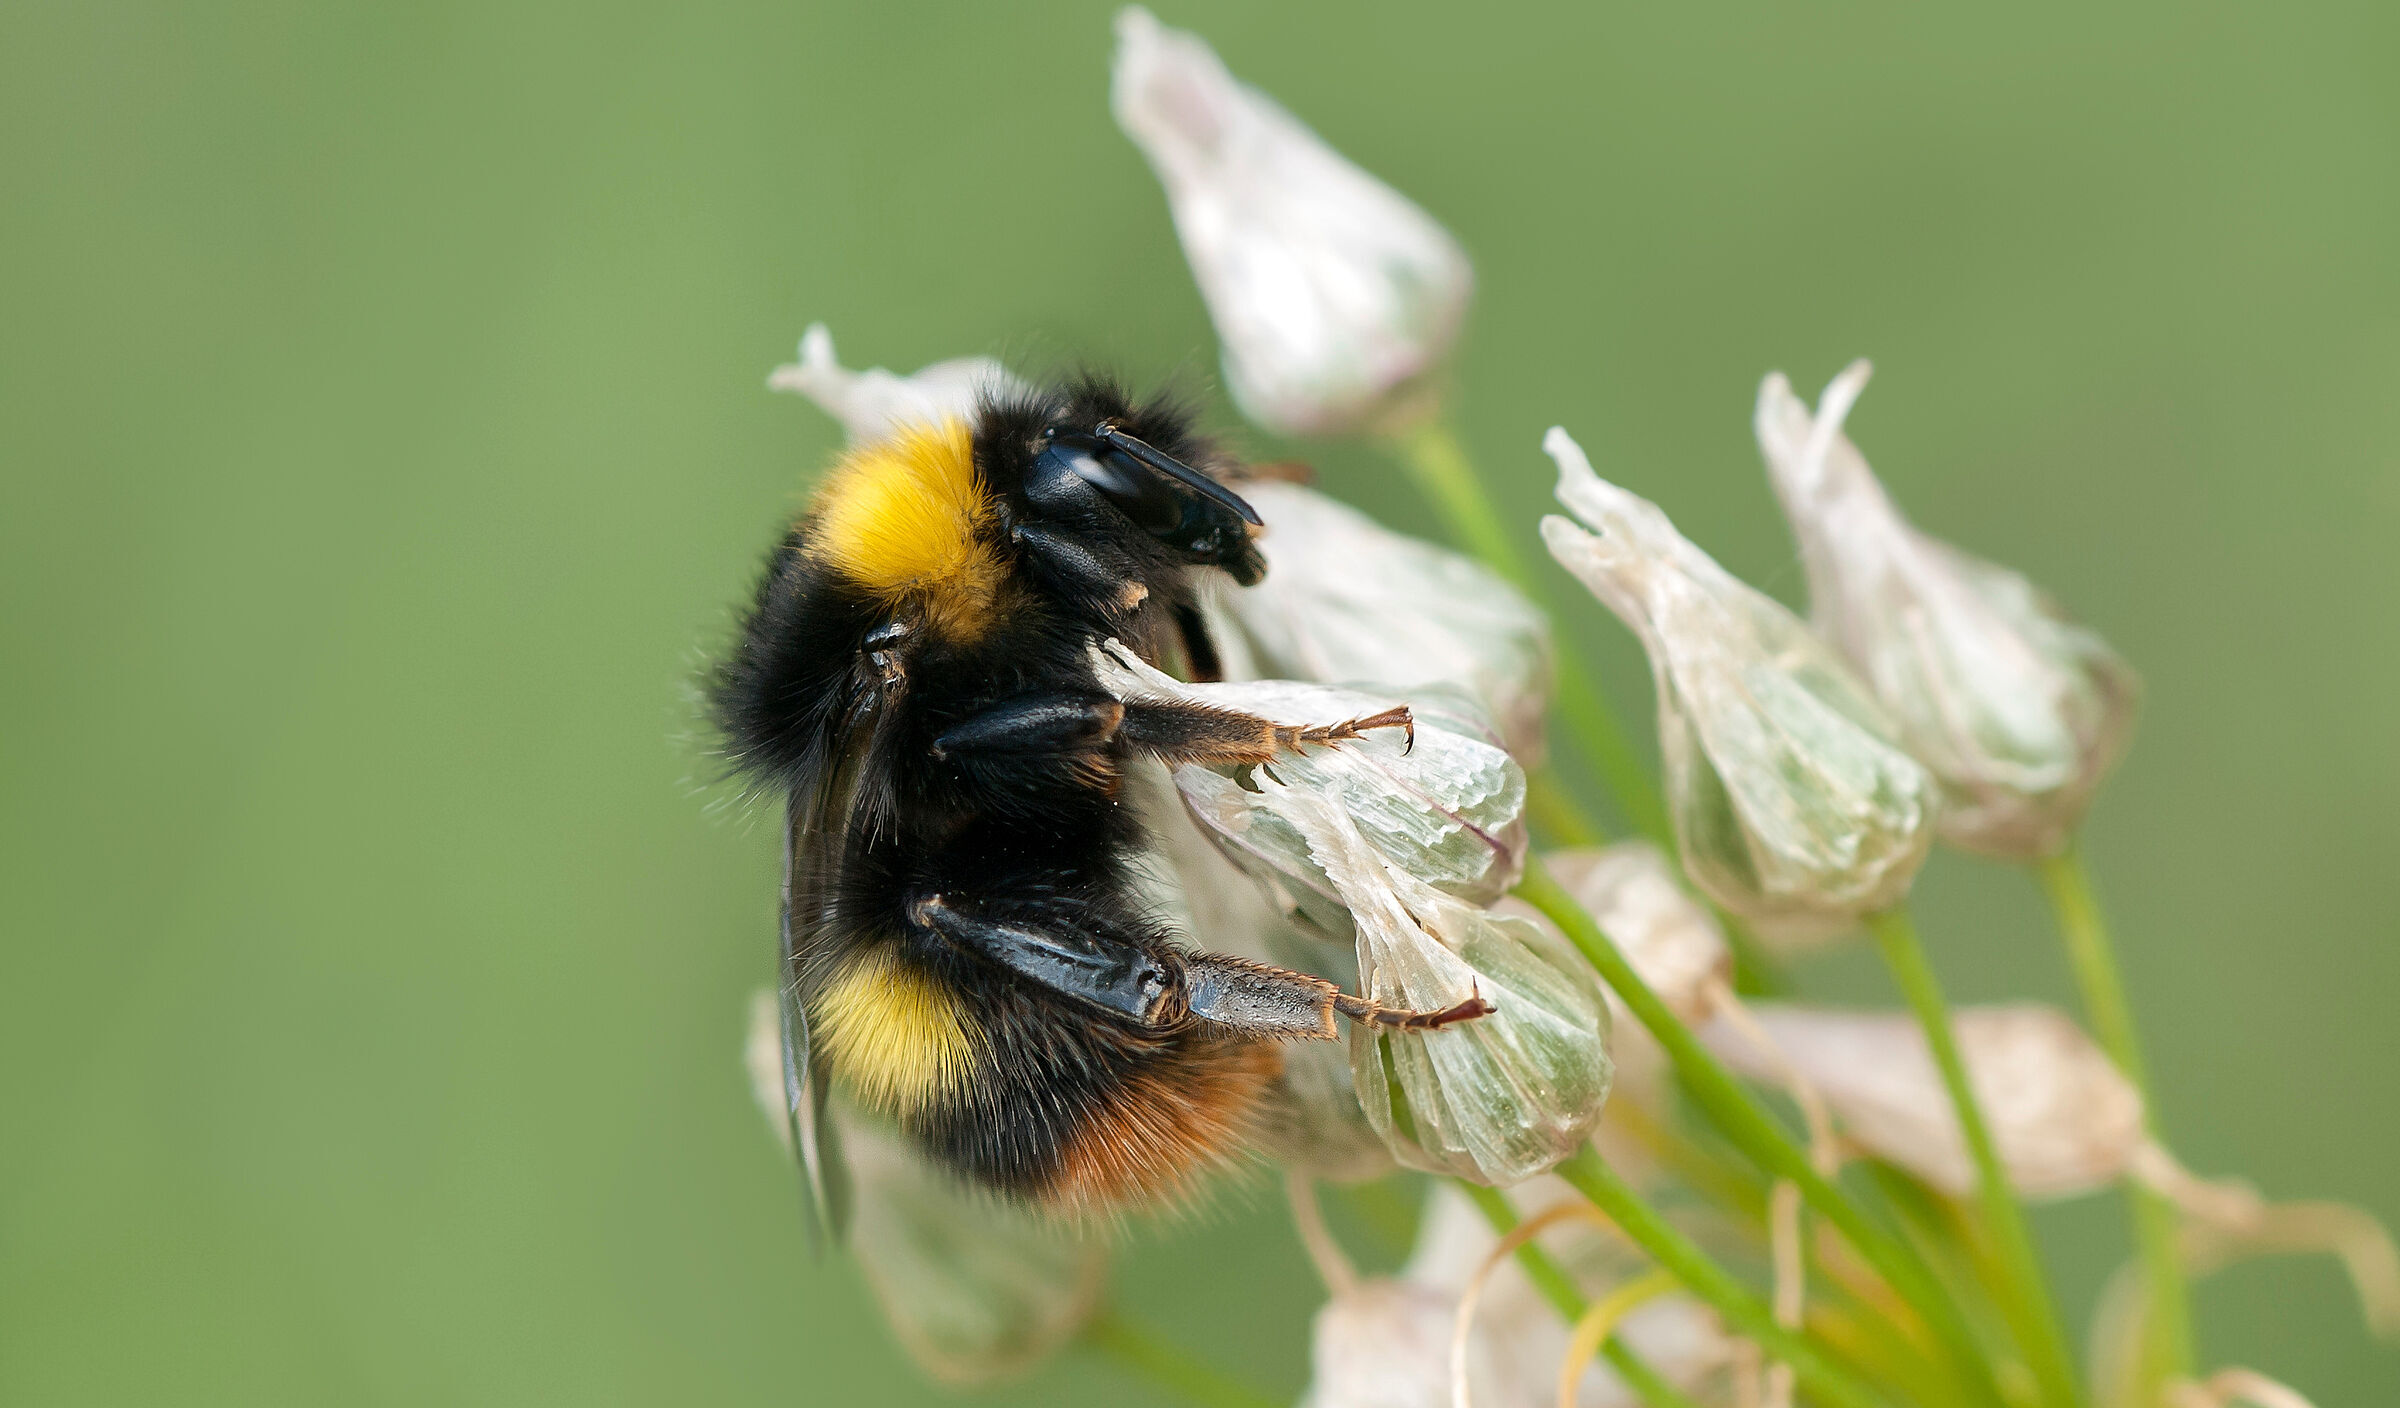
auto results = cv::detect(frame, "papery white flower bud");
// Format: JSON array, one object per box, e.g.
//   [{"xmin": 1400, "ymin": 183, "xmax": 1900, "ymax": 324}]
[
  {"xmin": 1307, "ymin": 789, "xmax": 1612, "ymax": 1185},
  {"xmin": 1211, "ymin": 481, "xmax": 1551, "ymax": 758},
  {"xmin": 1542, "ymin": 429, "xmax": 1938, "ymax": 945},
  {"xmin": 766, "ymin": 323, "xmax": 1027, "ymax": 445},
  {"xmin": 1544, "ymin": 842, "xmax": 1731, "ymax": 1023},
  {"xmin": 1698, "ymin": 1002, "xmax": 2146, "ymax": 1200},
  {"xmin": 1111, "ymin": 8, "xmax": 1472, "ymax": 437},
  {"xmin": 743, "ymin": 995, "xmax": 1105, "ymax": 1382},
  {"xmin": 1756, "ymin": 364, "xmax": 2142, "ymax": 859}
]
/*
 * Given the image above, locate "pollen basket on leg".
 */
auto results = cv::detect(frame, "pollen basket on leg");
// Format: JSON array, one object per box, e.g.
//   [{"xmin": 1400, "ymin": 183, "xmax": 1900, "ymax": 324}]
[
  {"xmin": 814, "ymin": 947, "xmax": 981, "ymax": 1118},
  {"xmin": 805, "ymin": 418, "xmax": 1005, "ymax": 641}
]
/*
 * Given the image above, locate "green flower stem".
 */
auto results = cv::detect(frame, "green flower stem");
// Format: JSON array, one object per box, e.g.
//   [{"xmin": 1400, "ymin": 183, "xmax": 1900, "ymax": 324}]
[
  {"xmin": 1459, "ymin": 1183, "xmax": 1710, "ymax": 1408},
  {"xmin": 1866, "ymin": 907, "xmax": 2082, "ymax": 1408},
  {"xmin": 1517, "ymin": 859, "xmax": 2009, "ymax": 1408},
  {"xmin": 1082, "ymin": 1308, "xmax": 1281, "ymax": 1408},
  {"xmin": 1391, "ymin": 419, "xmax": 1669, "ymax": 842},
  {"xmin": 1554, "ymin": 1149, "xmax": 1897, "ymax": 1408},
  {"xmin": 2037, "ymin": 846, "xmax": 2194, "ymax": 1383}
]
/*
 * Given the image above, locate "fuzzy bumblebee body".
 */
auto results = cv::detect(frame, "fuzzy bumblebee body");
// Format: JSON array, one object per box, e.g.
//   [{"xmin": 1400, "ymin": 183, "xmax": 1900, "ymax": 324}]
[{"xmin": 714, "ymin": 379, "xmax": 1485, "ymax": 1218}]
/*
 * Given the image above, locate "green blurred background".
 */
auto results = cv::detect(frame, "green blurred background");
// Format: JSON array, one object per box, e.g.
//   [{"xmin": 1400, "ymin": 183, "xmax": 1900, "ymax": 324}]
[{"xmin": 5, "ymin": 1, "xmax": 2395, "ymax": 1402}]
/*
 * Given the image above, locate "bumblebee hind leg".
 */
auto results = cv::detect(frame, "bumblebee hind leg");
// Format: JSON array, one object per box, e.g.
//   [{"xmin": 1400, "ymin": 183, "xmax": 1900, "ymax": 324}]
[{"xmin": 1182, "ymin": 951, "xmax": 1493, "ymax": 1040}]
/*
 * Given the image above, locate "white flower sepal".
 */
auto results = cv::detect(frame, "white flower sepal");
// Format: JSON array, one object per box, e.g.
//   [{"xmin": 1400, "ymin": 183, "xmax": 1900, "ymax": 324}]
[
  {"xmin": 743, "ymin": 995, "xmax": 1104, "ymax": 1382},
  {"xmin": 1542, "ymin": 429, "xmax": 1938, "ymax": 947},
  {"xmin": 767, "ymin": 323, "xmax": 1028, "ymax": 445},
  {"xmin": 1110, "ymin": 8, "xmax": 1471, "ymax": 437},
  {"xmin": 1698, "ymin": 1001, "xmax": 2146, "ymax": 1201},
  {"xmin": 1757, "ymin": 363, "xmax": 2142, "ymax": 859},
  {"xmin": 1094, "ymin": 644, "xmax": 1527, "ymax": 907},
  {"xmin": 1210, "ymin": 481, "xmax": 1551, "ymax": 759}
]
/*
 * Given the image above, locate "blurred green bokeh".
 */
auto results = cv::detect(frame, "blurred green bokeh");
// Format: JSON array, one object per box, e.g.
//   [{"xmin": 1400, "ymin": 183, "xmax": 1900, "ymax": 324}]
[{"xmin": 5, "ymin": 2, "xmax": 2396, "ymax": 1403}]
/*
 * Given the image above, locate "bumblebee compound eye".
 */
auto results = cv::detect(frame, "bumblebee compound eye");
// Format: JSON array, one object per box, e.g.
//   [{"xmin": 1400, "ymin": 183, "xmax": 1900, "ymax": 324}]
[{"xmin": 1032, "ymin": 432, "xmax": 1188, "ymax": 536}]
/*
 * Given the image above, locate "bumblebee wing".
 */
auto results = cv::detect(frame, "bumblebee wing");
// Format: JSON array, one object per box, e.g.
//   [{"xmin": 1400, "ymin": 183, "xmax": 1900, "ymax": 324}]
[
  {"xmin": 778, "ymin": 664, "xmax": 901, "ymax": 1249},
  {"xmin": 778, "ymin": 797, "xmax": 848, "ymax": 1252}
]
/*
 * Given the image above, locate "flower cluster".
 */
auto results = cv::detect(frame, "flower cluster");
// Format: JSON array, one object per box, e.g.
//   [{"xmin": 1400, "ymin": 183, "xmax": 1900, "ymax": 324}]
[{"xmin": 734, "ymin": 10, "xmax": 2391, "ymax": 1408}]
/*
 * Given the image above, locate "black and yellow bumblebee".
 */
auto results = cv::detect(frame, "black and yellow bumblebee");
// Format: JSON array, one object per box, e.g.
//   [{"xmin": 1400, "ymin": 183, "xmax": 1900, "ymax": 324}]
[{"xmin": 713, "ymin": 377, "xmax": 1488, "ymax": 1223}]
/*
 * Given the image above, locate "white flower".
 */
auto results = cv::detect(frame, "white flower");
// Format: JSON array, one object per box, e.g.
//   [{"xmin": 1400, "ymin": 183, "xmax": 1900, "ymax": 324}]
[
  {"xmin": 1543, "ymin": 842, "xmax": 1730, "ymax": 1023},
  {"xmin": 1298, "ymin": 1278, "xmax": 1511, "ymax": 1408},
  {"xmin": 742, "ymin": 994, "xmax": 1104, "ymax": 1384},
  {"xmin": 1541, "ymin": 428, "xmax": 1938, "ymax": 946},
  {"xmin": 1209, "ymin": 481, "xmax": 1551, "ymax": 758},
  {"xmin": 1110, "ymin": 8, "xmax": 1472, "ymax": 436},
  {"xmin": 1405, "ymin": 1184, "xmax": 1736, "ymax": 1407},
  {"xmin": 1698, "ymin": 1002, "xmax": 2147, "ymax": 1200},
  {"xmin": 1756, "ymin": 363, "xmax": 2142, "ymax": 859},
  {"xmin": 766, "ymin": 323, "xmax": 1027, "ymax": 444}
]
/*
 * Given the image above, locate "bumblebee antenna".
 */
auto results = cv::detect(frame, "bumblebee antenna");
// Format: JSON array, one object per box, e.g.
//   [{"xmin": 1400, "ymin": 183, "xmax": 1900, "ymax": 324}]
[{"xmin": 1094, "ymin": 422, "xmax": 1263, "ymax": 525}]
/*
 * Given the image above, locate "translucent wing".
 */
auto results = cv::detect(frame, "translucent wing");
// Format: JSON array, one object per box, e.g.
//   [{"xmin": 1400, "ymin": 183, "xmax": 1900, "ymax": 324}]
[{"xmin": 777, "ymin": 659, "xmax": 902, "ymax": 1250}]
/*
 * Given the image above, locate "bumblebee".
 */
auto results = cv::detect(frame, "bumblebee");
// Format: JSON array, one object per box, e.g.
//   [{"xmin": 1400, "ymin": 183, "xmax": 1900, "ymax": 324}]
[{"xmin": 713, "ymin": 377, "xmax": 1489, "ymax": 1223}]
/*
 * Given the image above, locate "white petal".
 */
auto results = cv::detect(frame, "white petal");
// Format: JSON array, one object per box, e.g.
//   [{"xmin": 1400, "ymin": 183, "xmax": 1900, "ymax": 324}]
[
  {"xmin": 1111, "ymin": 9, "xmax": 1471, "ymax": 436},
  {"xmin": 1699, "ymin": 1003, "xmax": 2147, "ymax": 1199},
  {"xmin": 1755, "ymin": 365, "xmax": 2141, "ymax": 859},
  {"xmin": 766, "ymin": 322, "xmax": 1027, "ymax": 445}
]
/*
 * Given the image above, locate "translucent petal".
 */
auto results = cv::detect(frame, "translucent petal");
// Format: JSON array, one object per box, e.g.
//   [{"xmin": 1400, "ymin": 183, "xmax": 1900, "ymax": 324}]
[
  {"xmin": 1110, "ymin": 9, "xmax": 1470, "ymax": 436},
  {"xmin": 1543, "ymin": 428, "xmax": 1937, "ymax": 945},
  {"xmin": 1700, "ymin": 1002, "xmax": 2146, "ymax": 1200},
  {"xmin": 1210, "ymin": 482, "xmax": 1551, "ymax": 759},
  {"xmin": 766, "ymin": 322, "xmax": 1027, "ymax": 446},
  {"xmin": 1093, "ymin": 642, "xmax": 1527, "ymax": 904},
  {"xmin": 1298, "ymin": 1279, "xmax": 1509, "ymax": 1408},
  {"xmin": 1756, "ymin": 364, "xmax": 2142, "ymax": 859}
]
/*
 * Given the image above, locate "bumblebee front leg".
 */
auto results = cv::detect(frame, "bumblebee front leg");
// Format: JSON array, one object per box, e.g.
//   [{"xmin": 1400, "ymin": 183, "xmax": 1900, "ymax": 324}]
[
  {"xmin": 1120, "ymin": 696, "xmax": 1415, "ymax": 767},
  {"xmin": 1182, "ymin": 952, "xmax": 1493, "ymax": 1040}
]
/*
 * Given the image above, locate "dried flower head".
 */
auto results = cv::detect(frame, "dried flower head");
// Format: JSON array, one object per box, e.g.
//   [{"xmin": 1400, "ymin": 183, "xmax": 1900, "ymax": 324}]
[
  {"xmin": 1699, "ymin": 1001, "xmax": 2146, "ymax": 1200},
  {"xmin": 767, "ymin": 323, "xmax": 1025, "ymax": 444},
  {"xmin": 1756, "ymin": 363, "xmax": 2142, "ymax": 859},
  {"xmin": 743, "ymin": 995, "xmax": 1105, "ymax": 1382},
  {"xmin": 1110, "ymin": 8, "xmax": 1472, "ymax": 436},
  {"xmin": 1541, "ymin": 428, "xmax": 1938, "ymax": 945},
  {"xmin": 1211, "ymin": 480, "xmax": 1551, "ymax": 758}
]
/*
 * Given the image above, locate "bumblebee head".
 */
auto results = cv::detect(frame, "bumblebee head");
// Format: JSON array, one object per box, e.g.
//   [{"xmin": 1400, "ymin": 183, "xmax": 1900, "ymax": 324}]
[{"xmin": 989, "ymin": 380, "xmax": 1266, "ymax": 590}]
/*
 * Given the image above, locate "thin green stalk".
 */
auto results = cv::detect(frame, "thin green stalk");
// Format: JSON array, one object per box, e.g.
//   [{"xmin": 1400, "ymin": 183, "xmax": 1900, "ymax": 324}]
[
  {"xmin": 1517, "ymin": 859, "xmax": 2009, "ymax": 1408},
  {"xmin": 2038, "ymin": 846, "xmax": 2194, "ymax": 1385},
  {"xmin": 1390, "ymin": 419, "xmax": 1669, "ymax": 841},
  {"xmin": 1554, "ymin": 1150, "xmax": 1897, "ymax": 1408},
  {"xmin": 1083, "ymin": 1308, "xmax": 1281, "ymax": 1408},
  {"xmin": 1459, "ymin": 1183, "xmax": 1710, "ymax": 1408},
  {"xmin": 1867, "ymin": 907, "xmax": 2082, "ymax": 1408}
]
